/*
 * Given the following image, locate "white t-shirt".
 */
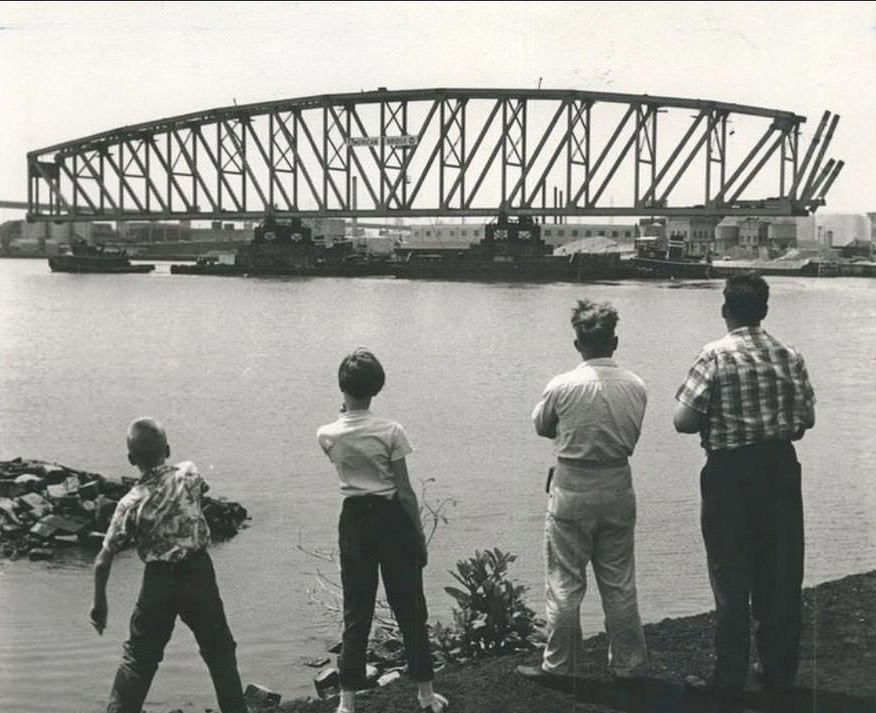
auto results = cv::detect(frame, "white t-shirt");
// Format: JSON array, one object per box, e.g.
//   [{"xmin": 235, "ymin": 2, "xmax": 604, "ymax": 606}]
[{"xmin": 317, "ymin": 409, "xmax": 413, "ymax": 498}]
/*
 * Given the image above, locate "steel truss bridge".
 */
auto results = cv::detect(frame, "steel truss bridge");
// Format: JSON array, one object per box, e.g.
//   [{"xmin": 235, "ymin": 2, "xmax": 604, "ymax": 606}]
[{"xmin": 27, "ymin": 88, "xmax": 842, "ymax": 223}]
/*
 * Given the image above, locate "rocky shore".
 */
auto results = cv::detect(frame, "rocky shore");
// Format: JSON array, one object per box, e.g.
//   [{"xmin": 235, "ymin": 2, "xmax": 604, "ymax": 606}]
[
  {"xmin": 0, "ymin": 457, "xmax": 248, "ymax": 560},
  {"xmin": 236, "ymin": 571, "xmax": 875, "ymax": 713}
]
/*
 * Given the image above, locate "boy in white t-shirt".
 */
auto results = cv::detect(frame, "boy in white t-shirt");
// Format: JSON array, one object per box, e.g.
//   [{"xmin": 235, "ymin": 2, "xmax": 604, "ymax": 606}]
[{"xmin": 317, "ymin": 349, "xmax": 448, "ymax": 713}]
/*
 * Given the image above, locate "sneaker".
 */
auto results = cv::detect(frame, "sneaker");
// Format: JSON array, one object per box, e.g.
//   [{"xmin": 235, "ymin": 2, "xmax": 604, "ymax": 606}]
[
  {"xmin": 516, "ymin": 664, "xmax": 575, "ymax": 685},
  {"xmin": 418, "ymin": 691, "xmax": 449, "ymax": 712}
]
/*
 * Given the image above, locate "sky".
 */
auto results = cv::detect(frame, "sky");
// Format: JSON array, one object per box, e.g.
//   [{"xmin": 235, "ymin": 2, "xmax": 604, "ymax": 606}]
[{"xmin": 0, "ymin": 0, "xmax": 874, "ymax": 222}]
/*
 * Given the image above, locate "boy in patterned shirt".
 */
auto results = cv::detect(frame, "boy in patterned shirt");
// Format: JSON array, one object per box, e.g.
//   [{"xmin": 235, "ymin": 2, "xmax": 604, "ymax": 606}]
[{"xmin": 90, "ymin": 417, "xmax": 247, "ymax": 713}]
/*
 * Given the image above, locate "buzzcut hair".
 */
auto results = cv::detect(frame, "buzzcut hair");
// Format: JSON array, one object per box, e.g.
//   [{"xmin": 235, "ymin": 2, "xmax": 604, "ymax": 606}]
[
  {"xmin": 127, "ymin": 417, "xmax": 167, "ymax": 468},
  {"xmin": 571, "ymin": 299, "xmax": 619, "ymax": 349},
  {"xmin": 338, "ymin": 348, "xmax": 386, "ymax": 399},
  {"xmin": 723, "ymin": 272, "xmax": 769, "ymax": 324}
]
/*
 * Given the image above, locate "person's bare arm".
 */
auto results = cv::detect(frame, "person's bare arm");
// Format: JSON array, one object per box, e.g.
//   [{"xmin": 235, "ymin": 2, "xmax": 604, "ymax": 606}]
[
  {"xmin": 673, "ymin": 401, "xmax": 704, "ymax": 434},
  {"xmin": 90, "ymin": 547, "xmax": 115, "ymax": 634}
]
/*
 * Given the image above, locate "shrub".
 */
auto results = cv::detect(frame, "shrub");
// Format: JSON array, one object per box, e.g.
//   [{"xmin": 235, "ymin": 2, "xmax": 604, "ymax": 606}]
[{"xmin": 441, "ymin": 548, "xmax": 540, "ymax": 658}]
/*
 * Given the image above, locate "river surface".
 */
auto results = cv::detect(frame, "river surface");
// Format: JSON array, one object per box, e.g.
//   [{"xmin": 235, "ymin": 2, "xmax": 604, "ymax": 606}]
[{"xmin": 0, "ymin": 259, "xmax": 873, "ymax": 712}]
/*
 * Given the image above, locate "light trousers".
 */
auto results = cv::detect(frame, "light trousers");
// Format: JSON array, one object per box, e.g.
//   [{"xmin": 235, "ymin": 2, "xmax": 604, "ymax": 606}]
[{"xmin": 542, "ymin": 463, "xmax": 647, "ymax": 677}]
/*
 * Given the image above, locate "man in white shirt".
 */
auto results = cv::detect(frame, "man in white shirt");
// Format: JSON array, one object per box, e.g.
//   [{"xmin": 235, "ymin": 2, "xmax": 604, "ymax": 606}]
[{"xmin": 518, "ymin": 299, "xmax": 648, "ymax": 684}]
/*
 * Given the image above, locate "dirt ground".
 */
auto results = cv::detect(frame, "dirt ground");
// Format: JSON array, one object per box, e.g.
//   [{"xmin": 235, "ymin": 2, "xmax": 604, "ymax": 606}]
[{"xmin": 263, "ymin": 571, "xmax": 876, "ymax": 713}]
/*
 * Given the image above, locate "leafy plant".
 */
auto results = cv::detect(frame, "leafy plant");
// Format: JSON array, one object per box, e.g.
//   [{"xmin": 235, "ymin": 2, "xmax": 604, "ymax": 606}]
[{"xmin": 441, "ymin": 548, "xmax": 540, "ymax": 658}]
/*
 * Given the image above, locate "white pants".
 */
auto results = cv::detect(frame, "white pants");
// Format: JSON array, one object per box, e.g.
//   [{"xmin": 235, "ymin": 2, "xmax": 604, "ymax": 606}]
[{"xmin": 542, "ymin": 463, "xmax": 647, "ymax": 677}]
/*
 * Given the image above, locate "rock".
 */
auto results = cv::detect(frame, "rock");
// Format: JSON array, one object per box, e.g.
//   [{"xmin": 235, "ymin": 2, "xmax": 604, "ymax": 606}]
[
  {"xmin": 365, "ymin": 663, "xmax": 380, "ymax": 682},
  {"xmin": 377, "ymin": 670, "xmax": 401, "ymax": 686},
  {"xmin": 77, "ymin": 481, "xmax": 99, "ymax": 500},
  {"xmin": 313, "ymin": 667, "xmax": 340, "ymax": 699},
  {"xmin": 0, "ymin": 498, "xmax": 21, "ymax": 525},
  {"xmin": 28, "ymin": 548, "xmax": 54, "ymax": 561},
  {"xmin": 0, "ymin": 480, "xmax": 27, "ymax": 498},
  {"xmin": 244, "ymin": 683, "xmax": 281, "ymax": 707},
  {"xmin": 299, "ymin": 656, "xmax": 330, "ymax": 668},
  {"xmin": 42, "ymin": 467, "xmax": 69, "ymax": 485},
  {"xmin": 17, "ymin": 492, "xmax": 53, "ymax": 518},
  {"xmin": 93, "ymin": 496, "xmax": 118, "ymax": 531},
  {"xmin": 14, "ymin": 473, "xmax": 46, "ymax": 492}
]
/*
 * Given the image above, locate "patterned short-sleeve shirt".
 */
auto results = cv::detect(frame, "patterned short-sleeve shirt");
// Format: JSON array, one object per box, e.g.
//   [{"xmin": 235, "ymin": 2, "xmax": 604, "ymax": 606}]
[
  {"xmin": 675, "ymin": 326, "xmax": 816, "ymax": 452},
  {"xmin": 102, "ymin": 460, "xmax": 211, "ymax": 562}
]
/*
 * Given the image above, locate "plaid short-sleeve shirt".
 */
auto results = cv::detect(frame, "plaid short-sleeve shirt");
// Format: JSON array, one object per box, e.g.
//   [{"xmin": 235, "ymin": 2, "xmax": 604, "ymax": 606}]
[{"xmin": 675, "ymin": 326, "xmax": 816, "ymax": 452}]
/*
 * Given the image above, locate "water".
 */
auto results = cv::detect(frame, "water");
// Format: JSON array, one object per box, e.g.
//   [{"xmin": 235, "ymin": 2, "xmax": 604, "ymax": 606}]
[{"xmin": 0, "ymin": 259, "xmax": 873, "ymax": 712}]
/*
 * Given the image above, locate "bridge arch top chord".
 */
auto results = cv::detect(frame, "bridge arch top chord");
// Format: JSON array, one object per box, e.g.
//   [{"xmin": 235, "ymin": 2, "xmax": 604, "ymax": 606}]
[{"xmin": 27, "ymin": 88, "xmax": 842, "ymax": 222}]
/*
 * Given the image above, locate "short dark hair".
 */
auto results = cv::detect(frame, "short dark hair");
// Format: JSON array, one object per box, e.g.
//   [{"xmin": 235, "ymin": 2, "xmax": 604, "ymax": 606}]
[
  {"xmin": 338, "ymin": 348, "xmax": 385, "ymax": 399},
  {"xmin": 571, "ymin": 299, "xmax": 618, "ymax": 350},
  {"xmin": 723, "ymin": 272, "xmax": 769, "ymax": 324}
]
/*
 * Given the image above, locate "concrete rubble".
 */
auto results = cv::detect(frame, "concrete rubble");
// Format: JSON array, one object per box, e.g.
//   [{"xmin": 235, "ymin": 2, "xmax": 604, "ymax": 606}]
[{"xmin": 0, "ymin": 457, "xmax": 249, "ymax": 560}]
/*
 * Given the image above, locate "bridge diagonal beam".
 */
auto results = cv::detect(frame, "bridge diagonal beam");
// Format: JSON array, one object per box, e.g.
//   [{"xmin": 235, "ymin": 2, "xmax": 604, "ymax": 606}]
[
  {"xmin": 525, "ymin": 100, "xmax": 589, "ymax": 207},
  {"xmin": 121, "ymin": 139, "xmax": 168, "ymax": 213},
  {"xmin": 658, "ymin": 110, "xmax": 723, "ymax": 205},
  {"xmin": 641, "ymin": 110, "xmax": 705, "ymax": 204},
  {"xmin": 506, "ymin": 99, "xmax": 568, "ymax": 206},
  {"xmin": 713, "ymin": 124, "xmax": 777, "ymax": 204},
  {"xmin": 727, "ymin": 130, "xmax": 787, "ymax": 204},
  {"xmin": 297, "ymin": 109, "xmax": 345, "ymax": 209},
  {"xmin": 814, "ymin": 159, "xmax": 843, "ymax": 205},
  {"xmin": 445, "ymin": 98, "xmax": 502, "ymax": 207},
  {"xmin": 328, "ymin": 104, "xmax": 379, "ymax": 209},
  {"xmin": 77, "ymin": 151, "xmax": 119, "ymax": 213},
  {"xmin": 799, "ymin": 113, "xmax": 839, "ymax": 203},
  {"xmin": 31, "ymin": 160, "xmax": 75, "ymax": 214},
  {"xmin": 101, "ymin": 148, "xmax": 146, "ymax": 213},
  {"xmin": 385, "ymin": 99, "xmax": 440, "ymax": 208},
  {"xmin": 349, "ymin": 105, "xmax": 392, "ymax": 206},
  {"xmin": 788, "ymin": 111, "xmax": 829, "ymax": 200},
  {"xmin": 800, "ymin": 158, "xmax": 835, "ymax": 205},
  {"xmin": 272, "ymin": 110, "xmax": 321, "ymax": 210},
  {"xmin": 147, "ymin": 134, "xmax": 198, "ymax": 213},
  {"xmin": 590, "ymin": 105, "xmax": 656, "ymax": 207},
  {"xmin": 249, "ymin": 115, "xmax": 293, "ymax": 211},
  {"xmin": 168, "ymin": 127, "xmax": 219, "ymax": 213},
  {"xmin": 56, "ymin": 160, "xmax": 98, "ymax": 213},
  {"xmin": 468, "ymin": 99, "xmax": 525, "ymax": 209},
  {"xmin": 571, "ymin": 104, "xmax": 635, "ymax": 206},
  {"xmin": 192, "ymin": 125, "xmax": 243, "ymax": 212},
  {"xmin": 409, "ymin": 98, "xmax": 465, "ymax": 207},
  {"xmin": 220, "ymin": 117, "xmax": 269, "ymax": 210}
]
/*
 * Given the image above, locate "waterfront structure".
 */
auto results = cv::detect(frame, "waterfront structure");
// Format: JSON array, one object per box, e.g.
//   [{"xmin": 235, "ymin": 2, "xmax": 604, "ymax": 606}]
[
  {"xmin": 667, "ymin": 217, "xmax": 719, "ymax": 258},
  {"xmin": 407, "ymin": 222, "xmax": 636, "ymax": 250}
]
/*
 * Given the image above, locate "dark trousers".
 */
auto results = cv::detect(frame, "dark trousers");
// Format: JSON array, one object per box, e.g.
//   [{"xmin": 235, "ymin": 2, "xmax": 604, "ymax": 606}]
[
  {"xmin": 338, "ymin": 495, "xmax": 433, "ymax": 689},
  {"xmin": 107, "ymin": 550, "xmax": 246, "ymax": 713},
  {"xmin": 700, "ymin": 441, "xmax": 804, "ymax": 691}
]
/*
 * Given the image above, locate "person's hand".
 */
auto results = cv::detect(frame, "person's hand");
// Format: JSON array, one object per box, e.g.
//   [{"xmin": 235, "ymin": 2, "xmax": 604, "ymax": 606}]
[
  {"xmin": 339, "ymin": 402, "xmax": 347, "ymax": 413},
  {"xmin": 89, "ymin": 601, "xmax": 107, "ymax": 635}
]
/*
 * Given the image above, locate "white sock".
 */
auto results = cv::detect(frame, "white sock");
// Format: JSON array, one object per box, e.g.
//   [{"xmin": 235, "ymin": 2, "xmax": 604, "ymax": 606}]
[
  {"xmin": 337, "ymin": 689, "xmax": 356, "ymax": 713},
  {"xmin": 417, "ymin": 682, "xmax": 448, "ymax": 711}
]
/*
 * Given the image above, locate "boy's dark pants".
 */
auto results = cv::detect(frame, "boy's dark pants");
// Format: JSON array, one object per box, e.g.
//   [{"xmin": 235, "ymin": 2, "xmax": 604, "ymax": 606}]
[
  {"xmin": 107, "ymin": 549, "xmax": 246, "ymax": 713},
  {"xmin": 700, "ymin": 441, "xmax": 804, "ymax": 693},
  {"xmin": 338, "ymin": 494, "xmax": 433, "ymax": 690}
]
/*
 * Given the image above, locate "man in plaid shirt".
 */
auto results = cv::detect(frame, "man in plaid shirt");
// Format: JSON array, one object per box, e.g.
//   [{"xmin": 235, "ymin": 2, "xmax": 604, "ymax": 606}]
[{"xmin": 674, "ymin": 273, "xmax": 815, "ymax": 710}]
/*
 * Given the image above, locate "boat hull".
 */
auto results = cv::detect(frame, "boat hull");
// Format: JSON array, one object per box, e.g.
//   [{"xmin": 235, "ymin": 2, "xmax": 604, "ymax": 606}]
[{"xmin": 48, "ymin": 257, "xmax": 155, "ymax": 273}]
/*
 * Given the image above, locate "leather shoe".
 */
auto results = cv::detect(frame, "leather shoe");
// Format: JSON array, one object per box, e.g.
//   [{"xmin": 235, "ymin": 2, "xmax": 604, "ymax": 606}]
[{"xmin": 516, "ymin": 664, "xmax": 573, "ymax": 686}]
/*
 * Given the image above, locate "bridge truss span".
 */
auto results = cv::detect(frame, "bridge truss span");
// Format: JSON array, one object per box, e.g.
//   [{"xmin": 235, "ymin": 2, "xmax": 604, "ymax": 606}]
[{"xmin": 27, "ymin": 88, "xmax": 842, "ymax": 222}]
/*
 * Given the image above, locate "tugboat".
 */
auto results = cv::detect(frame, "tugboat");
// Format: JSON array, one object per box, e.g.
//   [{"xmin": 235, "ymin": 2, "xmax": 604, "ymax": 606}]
[
  {"xmin": 393, "ymin": 213, "xmax": 624, "ymax": 282},
  {"xmin": 628, "ymin": 233, "xmax": 713, "ymax": 279},
  {"xmin": 48, "ymin": 238, "xmax": 155, "ymax": 274}
]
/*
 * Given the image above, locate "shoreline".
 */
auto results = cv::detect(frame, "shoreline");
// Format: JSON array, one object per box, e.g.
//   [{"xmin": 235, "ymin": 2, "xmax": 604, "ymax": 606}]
[{"xmin": 232, "ymin": 570, "xmax": 875, "ymax": 712}]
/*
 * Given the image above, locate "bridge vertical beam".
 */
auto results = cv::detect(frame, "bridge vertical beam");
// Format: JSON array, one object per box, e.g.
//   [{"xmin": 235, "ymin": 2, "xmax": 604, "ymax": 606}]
[{"xmin": 446, "ymin": 99, "xmax": 501, "ymax": 208}]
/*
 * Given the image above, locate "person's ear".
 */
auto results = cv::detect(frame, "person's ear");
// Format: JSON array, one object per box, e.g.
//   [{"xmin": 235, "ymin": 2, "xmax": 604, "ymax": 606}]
[
  {"xmin": 721, "ymin": 303, "xmax": 728, "ymax": 319},
  {"xmin": 611, "ymin": 335, "xmax": 619, "ymax": 351},
  {"xmin": 165, "ymin": 444, "xmax": 171, "ymax": 458},
  {"xmin": 128, "ymin": 453, "xmax": 136, "ymax": 466}
]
